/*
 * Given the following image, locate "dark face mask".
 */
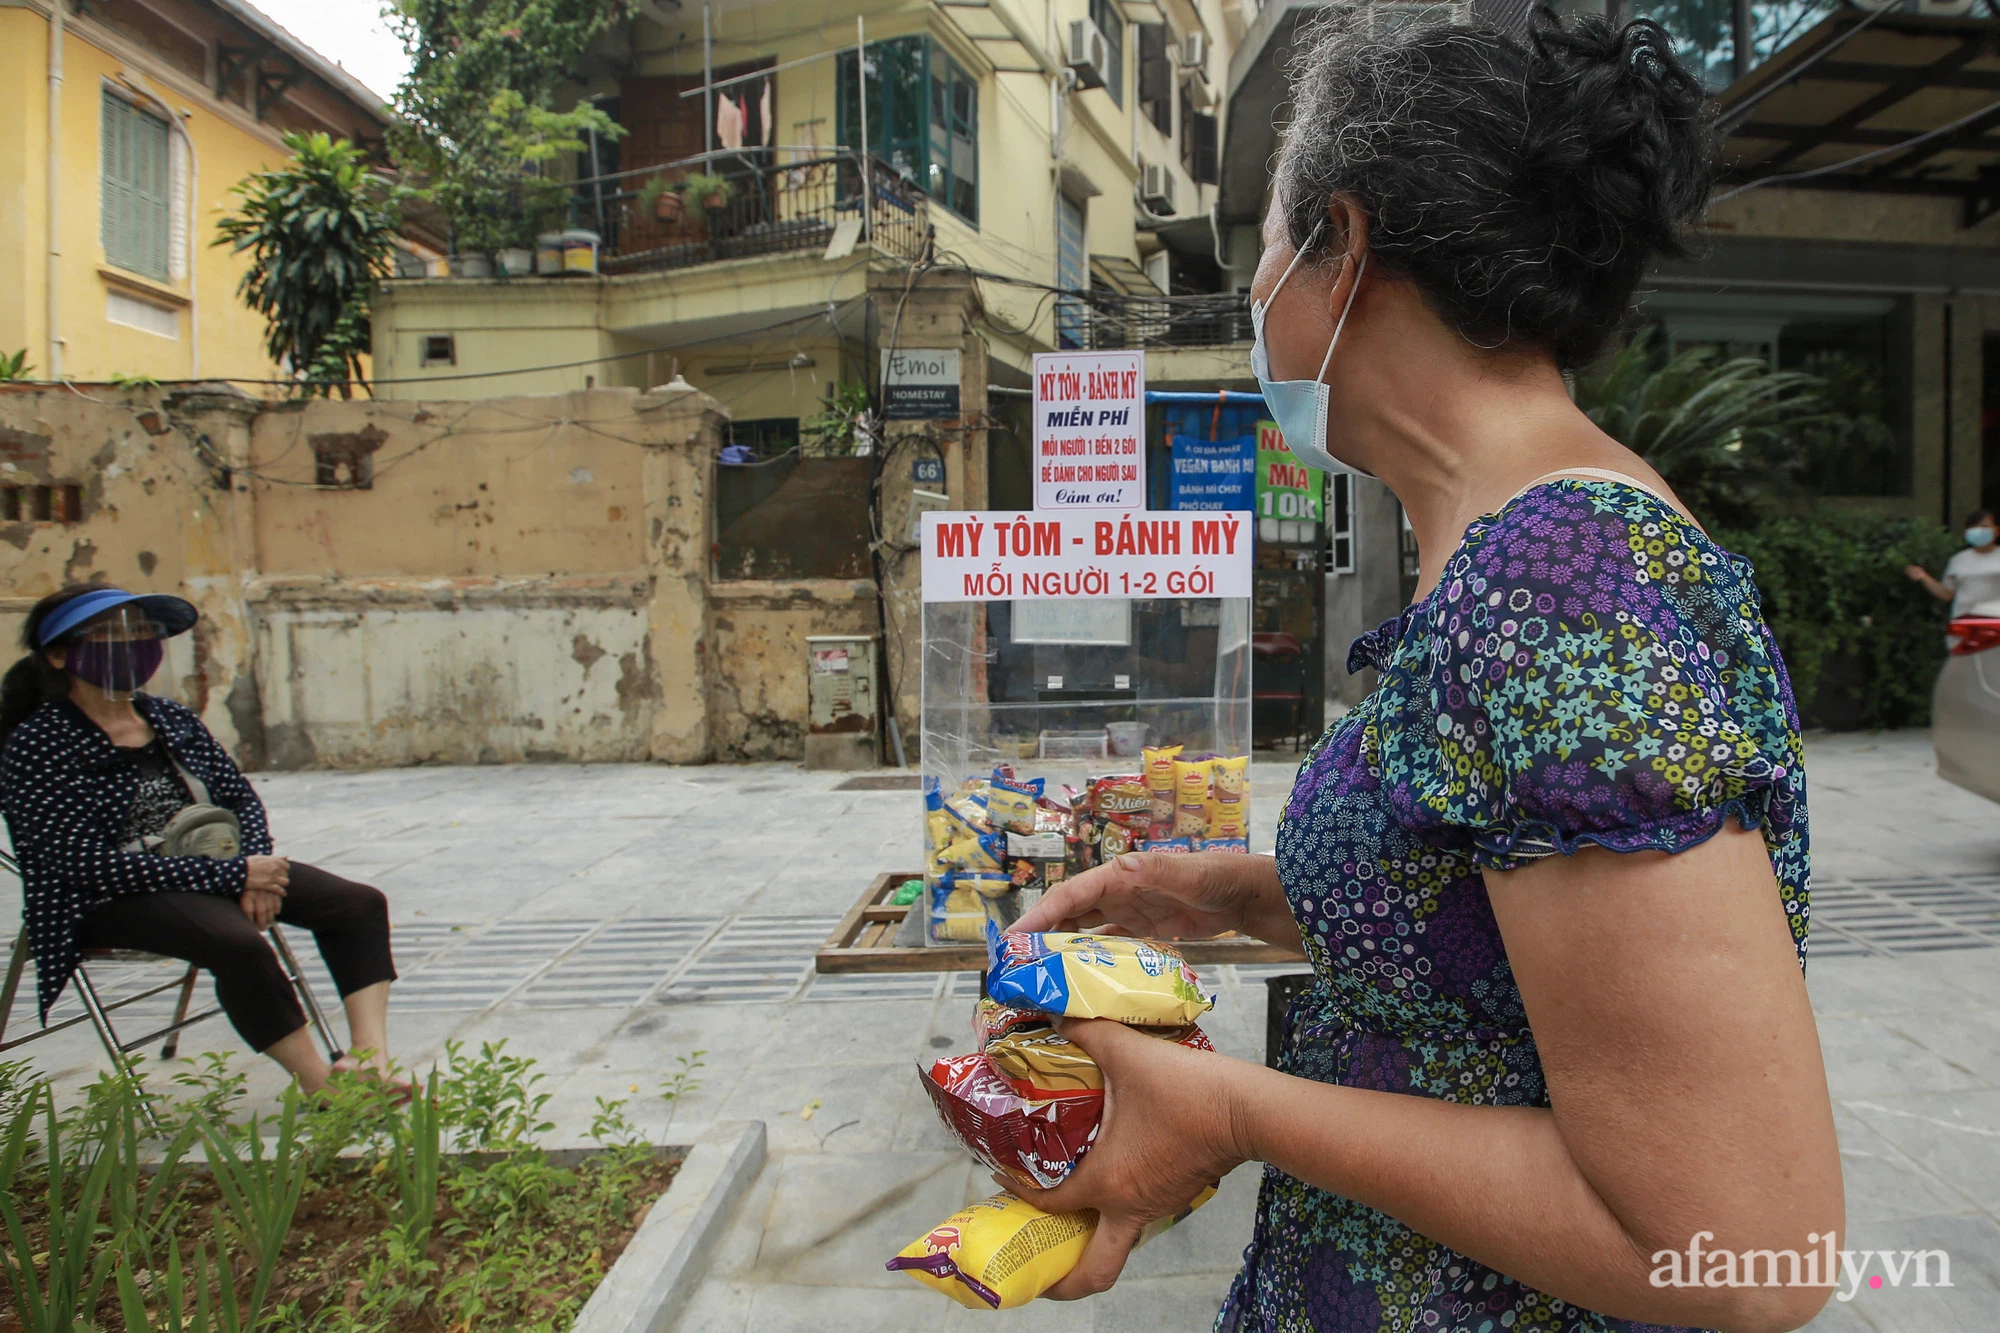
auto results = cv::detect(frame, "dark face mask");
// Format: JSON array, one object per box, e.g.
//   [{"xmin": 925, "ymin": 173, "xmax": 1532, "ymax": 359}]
[{"xmin": 64, "ymin": 639, "xmax": 165, "ymax": 696}]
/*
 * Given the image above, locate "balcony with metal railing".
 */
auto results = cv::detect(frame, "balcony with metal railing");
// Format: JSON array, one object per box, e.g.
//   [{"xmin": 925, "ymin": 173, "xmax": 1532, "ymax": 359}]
[
  {"xmin": 567, "ymin": 152, "xmax": 929, "ymax": 277},
  {"xmin": 1058, "ymin": 291, "xmax": 1252, "ymax": 351}
]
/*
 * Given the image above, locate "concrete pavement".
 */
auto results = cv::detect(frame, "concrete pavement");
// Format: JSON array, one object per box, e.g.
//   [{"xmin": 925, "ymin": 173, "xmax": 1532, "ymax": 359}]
[{"xmin": 5, "ymin": 733, "xmax": 1998, "ymax": 1330}]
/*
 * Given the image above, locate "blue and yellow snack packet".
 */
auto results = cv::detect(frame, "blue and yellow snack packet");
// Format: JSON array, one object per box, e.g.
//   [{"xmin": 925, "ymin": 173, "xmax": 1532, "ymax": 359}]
[
  {"xmin": 986, "ymin": 771, "xmax": 1046, "ymax": 836},
  {"xmin": 984, "ymin": 927, "xmax": 1213, "ymax": 1027}
]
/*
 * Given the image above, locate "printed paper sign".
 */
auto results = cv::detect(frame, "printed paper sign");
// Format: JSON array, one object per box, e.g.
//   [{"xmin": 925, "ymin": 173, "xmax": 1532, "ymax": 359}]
[
  {"xmin": 1256, "ymin": 420, "xmax": 1324, "ymax": 522},
  {"xmin": 1171, "ymin": 432, "xmax": 1256, "ymax": 511},
  {"xmin": 1032, "ymin": 350, "xmax": 1145, "ymax": 510},
  {"xmin": 920, "ymin": 510, "xmax": 1252, "ymax": 603}
]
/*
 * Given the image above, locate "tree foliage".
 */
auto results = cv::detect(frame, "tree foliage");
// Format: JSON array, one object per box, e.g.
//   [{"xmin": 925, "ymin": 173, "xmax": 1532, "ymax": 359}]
[
  {"xmin": 1717, "ymin": 514, "xmax": 1960, "ymax": 729},
  {"xmin": 213, "ymin": 132, "xmax": 398, "ymax": 397},
  {"xmin": 386, "ymin": 0, "xmax": 630, "ymax": 252},
  {"xmin": 1574, "ymin": 327, "xmax": 1835, "ymax": 529}
]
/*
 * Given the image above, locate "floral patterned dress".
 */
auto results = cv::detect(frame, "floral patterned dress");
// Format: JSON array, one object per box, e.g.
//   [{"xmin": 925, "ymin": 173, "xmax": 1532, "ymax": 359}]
[{"xmin": 1217, "ymin": 480, "xmax": 1810, "ymax": 1333}]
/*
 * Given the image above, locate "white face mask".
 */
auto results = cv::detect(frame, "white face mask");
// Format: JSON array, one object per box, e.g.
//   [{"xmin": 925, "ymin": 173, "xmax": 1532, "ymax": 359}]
[{"xmin": 1251, "ymin": 222, "xmax": 1369, "ymax": 478}]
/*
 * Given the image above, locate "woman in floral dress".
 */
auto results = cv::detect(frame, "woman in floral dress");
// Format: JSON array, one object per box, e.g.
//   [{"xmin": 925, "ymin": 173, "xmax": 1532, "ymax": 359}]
[{"xmin": 1011, "ymin": 12, "xmax": 1841, "ymax": 1332}]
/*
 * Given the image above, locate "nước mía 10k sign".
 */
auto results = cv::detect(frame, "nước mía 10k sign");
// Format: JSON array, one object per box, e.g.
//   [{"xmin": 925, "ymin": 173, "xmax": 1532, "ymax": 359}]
[
  {"xmin": 920, "ymin": 510, "xmax": 1252, "ymax": 602},
  {"xmin": 1033, "ymin": 350, "xmax": 1145, "ymax": 510}
]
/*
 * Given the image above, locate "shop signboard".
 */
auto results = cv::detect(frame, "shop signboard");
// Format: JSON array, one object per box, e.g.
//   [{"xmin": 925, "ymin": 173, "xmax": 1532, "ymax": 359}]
[
  {"xmin": 1031, "ymin": 350, "xmax": 1145, "ymax": 510},
  {"xmin": 1170, "ymin": 432, "xmax": 1256, "ymax": 511},
  {"xmin": 920, "ymin": 510, "xmax": 1253, "ymax": 602},
  {"xmin": 881, "ymin": 349, "xmax": 961, "ymax": 419},
  {"xmin": 1256, "ymin": 420, "xmax": 1324, "ymax": 524}
]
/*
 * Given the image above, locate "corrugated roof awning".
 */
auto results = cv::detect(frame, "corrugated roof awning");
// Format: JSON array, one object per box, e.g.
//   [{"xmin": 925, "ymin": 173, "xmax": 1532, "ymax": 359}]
[
  {"xmin": 1718, "ymin": 8, "xmax": 2000, "ymax": 225},
  {"xmin": 1089, "ymin": 254, "xmax": 1164, "ymax": 297}
]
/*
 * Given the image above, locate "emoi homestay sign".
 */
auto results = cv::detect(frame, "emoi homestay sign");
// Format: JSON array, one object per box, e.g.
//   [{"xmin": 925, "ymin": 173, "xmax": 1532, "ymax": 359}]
[
  {"xmin": 920, "ymin": 510, "xmax": 1252, "ymax": 602},
  {"xmin": 1032, "ymin": 350, "xmax": 1145, "ymax": 510}
]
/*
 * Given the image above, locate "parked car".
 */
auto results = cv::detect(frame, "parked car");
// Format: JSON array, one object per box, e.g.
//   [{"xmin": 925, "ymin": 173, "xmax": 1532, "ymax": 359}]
[{"xmin": 1932, "ymin": 606, "xmax": 2000, "ymax": 804}]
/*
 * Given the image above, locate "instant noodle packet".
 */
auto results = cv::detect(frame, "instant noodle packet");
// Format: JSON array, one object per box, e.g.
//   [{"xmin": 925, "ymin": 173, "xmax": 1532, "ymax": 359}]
[
  {"xmin": 973, "ymin": 996, "xmax": 1050, "ymax": 1048},
  {"xmin": 986, "ymin": 772, "xmax": 1045, "ymax": 836},
  {"xmin": 984, "ymin": 927, "xmax": 1213, "ymax": 1027},
  {"xmin": 1172, "ymin": 758, "xmax": 1214, "ymax": 837},
  {"xmin": 887, "ymin": 1188, "xmax": 1218, "ymax": 1310}
]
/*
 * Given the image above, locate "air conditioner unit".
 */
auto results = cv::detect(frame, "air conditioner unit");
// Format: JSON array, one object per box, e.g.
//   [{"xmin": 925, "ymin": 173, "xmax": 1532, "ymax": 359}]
[
  {"xmin": 1140, "ymin": 161, "xmax": 1177, "ymax": 215},
  {"xmin": 1067, "ymin": 18, "xmax": 1110, "ymax": 90},
  {"xmin": 1179, "ymin": 32, "xmax": 1209, "ymax": 71}
]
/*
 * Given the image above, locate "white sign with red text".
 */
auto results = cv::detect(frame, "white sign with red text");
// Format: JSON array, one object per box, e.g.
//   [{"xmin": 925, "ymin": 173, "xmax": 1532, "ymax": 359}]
[
  {"xmin": 920, "ymin": 510, "xmax": 1253, "ymax": 603},
  {"xmin": 1032, "ymin": 350, "xmax": 1145, "ymax": 510}
]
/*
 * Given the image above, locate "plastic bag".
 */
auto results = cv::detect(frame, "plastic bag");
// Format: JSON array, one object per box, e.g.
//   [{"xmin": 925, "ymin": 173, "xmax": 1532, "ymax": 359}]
[
  {"xmin": 985, "ymin": 928, "xmax": 1214, "ymax": 1027},
  {"xmin": 887, "ymin": 1188, "xmax": 1218, "ymax": 1310}
]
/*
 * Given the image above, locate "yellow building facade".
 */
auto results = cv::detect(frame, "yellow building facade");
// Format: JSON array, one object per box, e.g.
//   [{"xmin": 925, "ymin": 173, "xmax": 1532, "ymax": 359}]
[
  {"xmin": 368, "ymin": 0, "xmax": 1253, "ymax": 420},
  {"xmin": 0, "ymin": 0, "xmax": 389, "ymax": 386}
]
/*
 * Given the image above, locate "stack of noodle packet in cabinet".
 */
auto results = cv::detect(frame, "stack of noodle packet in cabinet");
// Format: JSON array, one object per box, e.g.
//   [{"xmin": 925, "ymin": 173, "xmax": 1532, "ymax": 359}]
[{"xmin": 888, "ymin": 927, "xmax": 1222, "ymax": 1310}]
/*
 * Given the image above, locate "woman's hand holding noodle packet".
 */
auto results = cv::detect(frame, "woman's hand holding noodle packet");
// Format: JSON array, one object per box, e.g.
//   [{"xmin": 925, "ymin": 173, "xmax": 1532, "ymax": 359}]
[{"xmin": 889, "ymin": 928, "xmax": 1221, "ymax": 1309}]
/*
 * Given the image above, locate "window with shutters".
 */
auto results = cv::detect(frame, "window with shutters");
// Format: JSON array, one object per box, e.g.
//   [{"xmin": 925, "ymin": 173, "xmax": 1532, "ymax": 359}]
[
  {"xmin": 1180, "ymin": 100, "xmax": 1218, "ymax": 186},
  {"xmin": 1090, "ymin": 0, "xmax": 1125, "ymax": 107},
  {"xmin": 102, "ymin": 91, "xmax": 172, "ymax": 281},
  {"xmin": 1137, "ymin": 24, "xmax": 1173, "ymax": 135}
]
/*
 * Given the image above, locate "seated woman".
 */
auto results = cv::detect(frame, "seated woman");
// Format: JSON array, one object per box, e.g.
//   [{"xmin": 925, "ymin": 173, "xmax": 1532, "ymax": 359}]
[{"xmin": 1, "ymin": 585, "xmax": 400, "ymax": 1095}]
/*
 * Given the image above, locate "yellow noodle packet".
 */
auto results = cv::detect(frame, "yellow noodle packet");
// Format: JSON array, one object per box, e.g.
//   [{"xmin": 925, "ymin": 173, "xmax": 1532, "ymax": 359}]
[
  {"xmin": 985, "ymin": 930, "xmax": 1214, "ymax": 1027},
  {"xmin": 888, "ymin": 1188, "xmax": 1217, "ymax": 1310}
]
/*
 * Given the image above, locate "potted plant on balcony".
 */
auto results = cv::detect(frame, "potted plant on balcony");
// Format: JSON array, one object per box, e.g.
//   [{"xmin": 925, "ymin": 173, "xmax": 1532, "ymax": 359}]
[
  {"xmin": 679, "ymin": 172, "xmax": 737, "ymax": 213},
  {"xmin": 637, "ymin": 174, "xmax": 685, "ymax": 223}
]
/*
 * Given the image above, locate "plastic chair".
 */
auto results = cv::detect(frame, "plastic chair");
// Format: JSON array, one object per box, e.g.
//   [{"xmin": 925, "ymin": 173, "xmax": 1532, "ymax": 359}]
[
  {"xmin": 0, "ymin": 848, "xmax": 343, "ymax": 1129},
  {"xmin": 1252, "ymin": 632, "xmax": 1310, "ymax": 751}
]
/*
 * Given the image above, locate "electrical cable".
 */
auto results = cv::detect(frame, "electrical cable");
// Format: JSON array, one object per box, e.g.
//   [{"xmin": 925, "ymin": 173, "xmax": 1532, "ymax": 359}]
[{"xmin": 1712, "ymin": 94, "xmax": 2000, "ymax": 203}]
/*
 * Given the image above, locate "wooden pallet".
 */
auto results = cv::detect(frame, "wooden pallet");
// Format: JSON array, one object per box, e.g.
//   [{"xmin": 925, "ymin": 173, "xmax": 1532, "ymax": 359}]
[{"xmin": 815, "ymin": 871, "xmax": 1308, "ymax": 974}]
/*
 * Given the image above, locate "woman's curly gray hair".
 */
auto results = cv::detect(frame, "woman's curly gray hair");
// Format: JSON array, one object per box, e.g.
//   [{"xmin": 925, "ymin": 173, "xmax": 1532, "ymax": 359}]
[{"xmin": 1274, "ymin": 8, "xmax": 1713, "ymax": 369}]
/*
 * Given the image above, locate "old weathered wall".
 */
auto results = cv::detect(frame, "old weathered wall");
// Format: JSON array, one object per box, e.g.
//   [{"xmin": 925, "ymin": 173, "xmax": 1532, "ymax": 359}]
[
  {"xmin": 0, "ymin": 383, "xmax": 878, "ymax": 770},
  {"xmin": 708, "ymin": 579, "xmax": 880, "ymax": 761}
]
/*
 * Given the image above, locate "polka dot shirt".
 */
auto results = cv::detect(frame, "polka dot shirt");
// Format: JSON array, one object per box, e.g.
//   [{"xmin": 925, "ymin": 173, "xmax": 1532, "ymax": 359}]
[{"xmin": 3, "ymin": 695, "xmax": 273, "ymax": 1023}]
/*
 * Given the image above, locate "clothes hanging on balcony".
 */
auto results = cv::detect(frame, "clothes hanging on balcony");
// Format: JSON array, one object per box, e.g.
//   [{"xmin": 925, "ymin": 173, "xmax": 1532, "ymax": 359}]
[
  {"xmin": 760, "ymin": 80, "xmax": 773, "ymax": 146},
  {"xmin": 717, "ymin": 94, "xmax": 745, "ymax": 150}
]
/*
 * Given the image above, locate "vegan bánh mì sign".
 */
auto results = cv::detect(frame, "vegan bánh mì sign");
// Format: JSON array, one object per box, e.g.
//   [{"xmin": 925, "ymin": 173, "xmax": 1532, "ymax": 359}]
[
  {"xmin": 1032, "ymin": 350, "xmax": 1145, "ymax": 510},
  {"xmin": 920, "ymin": 510, "xmax": 1252, "ymax": 602}
]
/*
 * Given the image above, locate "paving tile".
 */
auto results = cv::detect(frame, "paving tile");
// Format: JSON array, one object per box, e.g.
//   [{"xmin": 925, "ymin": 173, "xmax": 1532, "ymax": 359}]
[
  {"xmin": 1817, "ymin": 1017, "xmax": 1988, "ymax": 1099},
  {"xmin": 1843, "ymin": 1089, "xmax": 2000, "ymax": 1214},
  {"xmin": 1831, "ymin": 1107, "xmax": 1984, "ymax": 1225}
]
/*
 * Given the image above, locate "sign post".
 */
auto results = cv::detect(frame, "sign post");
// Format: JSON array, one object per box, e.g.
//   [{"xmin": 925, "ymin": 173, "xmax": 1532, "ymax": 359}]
[{"xmin": 1031, "ymin": 350, "xmax": 1145, "ymax": 510}]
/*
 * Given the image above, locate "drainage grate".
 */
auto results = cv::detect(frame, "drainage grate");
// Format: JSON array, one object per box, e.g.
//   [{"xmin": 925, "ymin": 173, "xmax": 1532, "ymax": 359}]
[
  {"xmin": 1809, "ymin": 876, "xmax": 2000, "ymax": 959},
  {"xmin": 391, "ymin": 918, "xmax": 597, "ymax": 1011},
  {"xmin": 805, "ymin": 971, "xmax": 949, "ymax": 1002},
  {"xmin": 653, "ymin": 915, "xmax": 840, "ymax": 1004},
  {"xmin": 833, "ymin": 774, "xmax": 923, "ymax": 792},
  {"xmin": 517, "ymin": 918, "xmax": 719, "ymax": 1008}
]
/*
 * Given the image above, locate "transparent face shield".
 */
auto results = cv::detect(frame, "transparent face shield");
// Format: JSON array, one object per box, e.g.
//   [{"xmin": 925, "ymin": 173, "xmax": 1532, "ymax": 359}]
[{"xmin": 64, "ymin": 606, "xmax": 166, "ymax": 700}]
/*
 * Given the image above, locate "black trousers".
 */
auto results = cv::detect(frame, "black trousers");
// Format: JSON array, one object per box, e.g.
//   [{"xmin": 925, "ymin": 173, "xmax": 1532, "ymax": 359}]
[{"xmin": 78, "ymin": 862, "xmax": 397, "ymax": 1052}]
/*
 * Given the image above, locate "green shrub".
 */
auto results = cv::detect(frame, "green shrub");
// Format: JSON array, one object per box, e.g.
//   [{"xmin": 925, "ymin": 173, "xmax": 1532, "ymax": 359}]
[{"xmin": 1718, "ymin": 513, "xmax": 1961, "ymax": 729}]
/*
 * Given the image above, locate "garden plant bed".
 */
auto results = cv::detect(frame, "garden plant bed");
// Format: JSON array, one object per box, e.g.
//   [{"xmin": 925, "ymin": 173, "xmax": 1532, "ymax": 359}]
[{"xmin": 0, "ymin": 1042, "xmax": 705, "ymax": 1333}]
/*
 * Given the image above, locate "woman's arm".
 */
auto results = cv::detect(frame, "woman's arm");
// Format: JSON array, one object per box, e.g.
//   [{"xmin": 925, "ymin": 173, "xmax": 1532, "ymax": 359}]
[
  {"xmin": 175, "ymin": 708, "xmax": 273, "ymax": 856},
  {"xmin": 1904, "ymin": 563, "xmax": 1954, "ymax": 602},
  {"xmin": 3, "ymin": 749, "xmax": 246, "ymax": 898},
  {"xmin": 1013, "ymin": 850, "xmax": 1300, "ymax": 948},
  {"xmin": 1019, "ymin": 823, "xmax": 1841, "ymax": 1331}
]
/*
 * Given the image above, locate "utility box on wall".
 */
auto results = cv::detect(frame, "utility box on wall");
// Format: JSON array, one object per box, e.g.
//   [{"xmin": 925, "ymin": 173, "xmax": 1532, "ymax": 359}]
[{"xmin": 804, "ymin": 635, "xmax": 881, "ymax": 771}]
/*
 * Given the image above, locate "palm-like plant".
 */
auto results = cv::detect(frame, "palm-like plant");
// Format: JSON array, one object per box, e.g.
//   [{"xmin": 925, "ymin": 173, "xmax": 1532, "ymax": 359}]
[
  {"xmin": 215, "ymin": 133, "xmax": 399, "ymax": 398},
  {"xmin": 1575, "ymin": 328, "xmax": 1833, "ymax": 528}
]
